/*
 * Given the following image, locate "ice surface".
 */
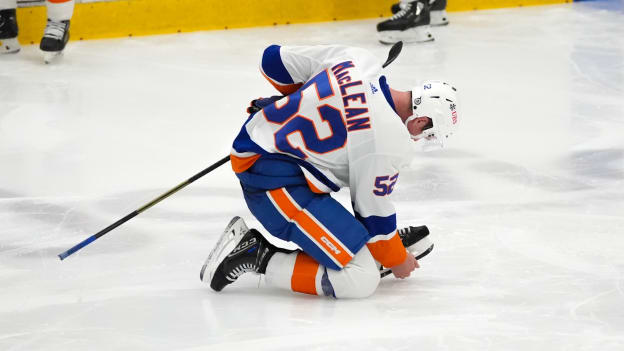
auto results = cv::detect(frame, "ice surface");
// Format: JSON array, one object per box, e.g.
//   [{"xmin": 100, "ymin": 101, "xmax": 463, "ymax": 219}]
[{"xmin": 1, "ymin": 2, "xmax": 623, "ymax": 350}]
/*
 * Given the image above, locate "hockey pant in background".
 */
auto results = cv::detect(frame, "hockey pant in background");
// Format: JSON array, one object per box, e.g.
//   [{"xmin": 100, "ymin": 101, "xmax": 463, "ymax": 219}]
[
  {"xmin": 0, "ymin": 0, "xmax": 74, "ymax": 20},
  {"xmin": 241, "ymin": 182, "xmax": 381, "ymax": 298}
]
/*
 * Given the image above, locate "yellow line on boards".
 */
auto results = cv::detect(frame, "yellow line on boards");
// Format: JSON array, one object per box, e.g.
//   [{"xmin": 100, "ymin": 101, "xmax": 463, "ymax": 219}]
[{"xmin": 16, "ymin": 0, "xmax": 569, "ymax": 44}]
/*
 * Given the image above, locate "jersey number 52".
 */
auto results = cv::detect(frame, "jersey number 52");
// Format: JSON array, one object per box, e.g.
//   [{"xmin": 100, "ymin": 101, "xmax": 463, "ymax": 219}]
[
  {"xmin": 373, "ymin": 174, "xmax": 399, "ymax": 196},
  {"xmin": 262, "ymin": 70, "xmax": 347, "ymax": 159}
]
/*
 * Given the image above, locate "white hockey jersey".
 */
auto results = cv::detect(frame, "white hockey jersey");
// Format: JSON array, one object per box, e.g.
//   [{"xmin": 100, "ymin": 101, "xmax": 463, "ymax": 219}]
[{"xmin": 231, "ymin": 45, "xmax": 413, "ymax": 267}]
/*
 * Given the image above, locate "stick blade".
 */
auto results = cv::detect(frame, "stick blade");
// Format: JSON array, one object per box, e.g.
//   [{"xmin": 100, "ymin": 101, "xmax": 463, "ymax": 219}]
[{"xmin": 382, "ymin": 41, "xmax": 403, "ymax": 68}]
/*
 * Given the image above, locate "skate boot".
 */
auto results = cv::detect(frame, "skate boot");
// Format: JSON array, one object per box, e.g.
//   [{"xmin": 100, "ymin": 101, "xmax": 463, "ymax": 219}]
[
  {"xmin": 39, "ymin": 19, "xmax": 70, "ymax": 64},
  {"xmin": 0, "ymin": 9, "xmax": 20, "ymax": 54},
  {"xmin": 200, "ymin": 216, "xmax": 278, "ymax": 292},
  {"xmin": 380, "ymin": 225, "xmax": 434, "ymax": 278},
  {"xmin": 430, "ymin": 0, "xmax": 449, "ymax": 26},
  {"xmin": 393, "ymin": 0, "xmax": 449, "ymax": 26},
  {"xmin": 377, "ymin": 0, "xmax": 433, "ymax": 45}
]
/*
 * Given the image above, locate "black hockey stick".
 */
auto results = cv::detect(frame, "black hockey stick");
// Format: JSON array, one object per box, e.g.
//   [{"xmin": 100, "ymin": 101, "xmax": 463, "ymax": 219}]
[
  {"xmin": 382, "ymin": 41, "xmax": 403, "ymax": 68},
  {"xmin": 58, "ymin": 155, "xmax": 231, "ymax": 260}
]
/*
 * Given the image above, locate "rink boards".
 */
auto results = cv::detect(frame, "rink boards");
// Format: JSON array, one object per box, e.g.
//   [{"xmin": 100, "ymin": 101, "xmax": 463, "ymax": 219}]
[{"xmin": 15, "ymin": 0, "xmax": 570, "ymax": 44}]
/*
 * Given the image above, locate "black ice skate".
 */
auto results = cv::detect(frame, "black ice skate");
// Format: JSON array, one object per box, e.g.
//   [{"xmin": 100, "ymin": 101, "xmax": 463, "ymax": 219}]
[
  {"xmin": 0, "ymin": 9, "xmax": 20, "ymax": 54},
  {"xmin": 40, "ymin": 19, "xmax": 70, "ymax": 64},
  {"xmin": 377, "ymin": 0, "xmax": 433, "ymax": 44},
  {"xmin": 391, "ymin": 0, "xmax": 449, "ymax": 26},
  {"xmin": 200, "ymin": 216, "xmax": 277, "ymax": 292},
  {"xmin": 380, "ymin": 225, "xmax": 434, "ymax": 278}
]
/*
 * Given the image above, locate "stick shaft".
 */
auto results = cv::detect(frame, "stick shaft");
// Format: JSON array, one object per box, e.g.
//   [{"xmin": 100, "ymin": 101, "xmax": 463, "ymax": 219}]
[{"xmin": 58, "ymin": 155, "xmax": 231, "ymax": 260}]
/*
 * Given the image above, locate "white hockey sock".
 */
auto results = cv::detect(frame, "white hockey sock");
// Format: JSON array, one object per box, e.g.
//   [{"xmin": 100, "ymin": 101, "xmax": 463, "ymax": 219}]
[
  {"xmin": 264, "ymin": 252, "xmax": 298, "ymax": 291},
  {"xmin": 264, "ymin": 247, "xmax": 380, "ymax": 298},
  {"xmin": 46, "ymin": 0, "xmax": 74, "ymax": 22},
  {"xmin": 0, "ymin": 0, "xmax": 17, "ymax": 11}
]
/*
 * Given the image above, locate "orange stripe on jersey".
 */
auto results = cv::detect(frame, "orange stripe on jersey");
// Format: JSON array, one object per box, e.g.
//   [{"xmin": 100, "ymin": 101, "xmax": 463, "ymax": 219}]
[
  {"xmin": 366, "ymin": 232, "xmax": 407, "ymax": 268},
  {"xmin": 268, "ymin": 188, "xmax": 353, "ymax": 267},
  {"xmin": 260, "ymin": 70, "xmax": 302, "ymax": 95},
  {"xmin": 230, "ymin": 153, "xmax": 261, "ymax": 173},
  {"xmin": 291, "ymin": 252, "xmax": 319, "ymax": 295},
  {"xmin": 305, "ymin": 177, "xmax": 325, "ymax": 194},
  {"xmin": 47, "ymin": 0, "xmax": 72, "ymax": 3}
]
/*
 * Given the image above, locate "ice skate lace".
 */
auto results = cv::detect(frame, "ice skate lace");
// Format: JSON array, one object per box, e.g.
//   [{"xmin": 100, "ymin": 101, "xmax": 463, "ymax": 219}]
[
  {"xmin": 398, "ymin": 227, "xmax": 409, "ymax": 238},
  {"xmin": 390, "ymin": 1, "xmax": 423, "ymax": 20},
  {"xmin": 226, "ymin": 262, "xmax": 256, "ymax": 282},
  {"xmin": 43, "ymin": 21, "xmax": 66, "ymax": 40}
]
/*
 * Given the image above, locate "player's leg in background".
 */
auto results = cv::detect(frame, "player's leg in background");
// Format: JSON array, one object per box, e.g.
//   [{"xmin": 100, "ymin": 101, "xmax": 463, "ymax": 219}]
[
  {"xmin": 377, "ymin": 0, "xmax": 434, "ymax": 44},
  {"xmin": 391, "ymin": 0, "xmax": 449, "ymax": 26},
  {"xmin": 246, "ymin": 186, "xmax": 381, "ymax": 299},
  {"xmin": 40, "ymin": 0, "xmax": 74, "ymax": 62},
  {"xmin": 0, "ymin": 0, "xmax": 20, "ymax": 54}
]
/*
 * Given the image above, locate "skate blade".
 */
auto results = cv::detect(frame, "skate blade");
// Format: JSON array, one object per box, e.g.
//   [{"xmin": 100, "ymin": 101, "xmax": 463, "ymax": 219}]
[
  {"xmin": 0, "ymin": 38, "xmax": 21, "ymax": 54},
  {"xmin": 43, "ymin": 50, "xmax": 64, "ymax": 64},
  {"xmin": 199, "ymin": 216, "xmax": 249, "ymax": 283},
  {"xmin": 408, "ymin": 236, "xmax": 434, "ymax": 259},
  {"xmin": 378, "ymin": 26, "xmax": 434, "ymax": 45},
  {"xmin": 430, "ymin": 10, "xmax": 449, "ymax": 26}
]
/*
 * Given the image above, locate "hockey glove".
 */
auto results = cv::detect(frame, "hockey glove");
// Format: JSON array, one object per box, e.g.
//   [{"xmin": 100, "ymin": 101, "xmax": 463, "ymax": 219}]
[{"xmin": 247, "ymin": 95, "xmax": 285, "ymax": 114}]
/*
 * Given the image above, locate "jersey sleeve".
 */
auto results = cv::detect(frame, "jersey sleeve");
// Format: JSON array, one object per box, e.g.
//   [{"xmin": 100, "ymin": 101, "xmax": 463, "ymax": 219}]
[
  {"xmin": 259, "ymin": 44, "xmax": 381, "ymax": 95},
  {"xmin": 350, "ymin": 155, "xmax": 407, "ymax": 268}
]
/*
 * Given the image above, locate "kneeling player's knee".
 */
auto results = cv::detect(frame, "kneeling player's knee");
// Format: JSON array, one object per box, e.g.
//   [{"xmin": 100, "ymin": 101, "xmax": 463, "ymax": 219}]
[
  {"xmin": 345, "ymin": 264, "xmax": 380, "ymax": 299},
  {"xmin": 327, "ymin": 247, "xmax": 380, "ymax": 298}
]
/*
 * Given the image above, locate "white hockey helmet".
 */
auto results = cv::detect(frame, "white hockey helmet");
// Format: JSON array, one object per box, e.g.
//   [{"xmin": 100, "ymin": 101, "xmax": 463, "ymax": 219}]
[{"xmin": 404, "ymin": 80, "xmax": 459, "ymax": 149}]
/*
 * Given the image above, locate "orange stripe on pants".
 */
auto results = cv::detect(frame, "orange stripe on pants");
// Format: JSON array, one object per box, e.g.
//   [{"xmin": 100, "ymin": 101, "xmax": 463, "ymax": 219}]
[
  {"xmin": 268, "ymin": 188, "xmax": 352, "ymax": 267},
  {"xmin": 268, "ymin": 188, "xmax": 300, "ymax": 219},
  {"xmin": 291, "ymin": 252, "xmax": 319, "ymax": 295}
]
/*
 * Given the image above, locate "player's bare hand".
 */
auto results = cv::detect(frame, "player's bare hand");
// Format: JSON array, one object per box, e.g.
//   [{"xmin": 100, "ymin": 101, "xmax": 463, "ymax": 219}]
[{"xmin": 391, "ymin": 252, "xmax": 419, "ymax": 279}]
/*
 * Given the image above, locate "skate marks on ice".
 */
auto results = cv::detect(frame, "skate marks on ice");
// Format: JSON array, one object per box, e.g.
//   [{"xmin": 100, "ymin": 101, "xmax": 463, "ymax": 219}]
[
  {"xmin": 0, "ymin": 186, "xmax": 244, "ymax": 260},
  {"xmin": 394, "ymin": 148, "xmax": 619, "ymax": 206},
  {"xmin": 193, "ymin": 272, "xmax": 624, "ymax": 351},
  {"xmin": 0, "ymin": 186, "xmax": 249, "ymax": 349},
  {"xmin": 559, "ymin": 148, "xmax": 624, "ymax": 182},
  {"xmin": 391, "ymin": 145, "xmax": 624, "ymax": 341}
]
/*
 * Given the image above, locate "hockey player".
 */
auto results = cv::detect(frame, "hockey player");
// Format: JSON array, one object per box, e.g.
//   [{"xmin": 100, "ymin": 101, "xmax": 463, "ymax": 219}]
[
  {"xmin": 201, "ymin": 44, "xmax": 459, "ymax": 299},
  {"xmin": 0, "ymin": 0, "xmax": 73, "ymax": 63},
  {"xmin": 377, "ymin": 0, "xmax": 449, "ymax": 44}
]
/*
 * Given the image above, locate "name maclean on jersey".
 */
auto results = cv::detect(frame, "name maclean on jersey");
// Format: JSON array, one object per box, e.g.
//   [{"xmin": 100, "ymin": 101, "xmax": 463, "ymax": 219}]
[{"xmin": 331, "ymin": 61, "xmax": 371, "ymax": 133}]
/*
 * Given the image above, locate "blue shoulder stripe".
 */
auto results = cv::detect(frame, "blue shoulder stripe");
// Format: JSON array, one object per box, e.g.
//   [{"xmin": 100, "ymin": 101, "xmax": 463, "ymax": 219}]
[
  {"xmin": 354, "ymin": 209, "xmax": 397, "ymax": 236},
  {"xmin": 379, "ymin": 75, "xmax": 397, "ymax": 114},
  {"xmin": 262, "ymin": 45, "xmax": 295, "ymax": 85},
  {"xmin": 232, "ymin": 119, "xmax": 267, "ymax": 155}
]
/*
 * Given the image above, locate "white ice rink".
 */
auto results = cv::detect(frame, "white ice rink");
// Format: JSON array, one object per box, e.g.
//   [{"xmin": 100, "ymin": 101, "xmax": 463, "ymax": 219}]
[{"xmin": 1, "ymin": 2, "xmax": 623, "ymax": 350}]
